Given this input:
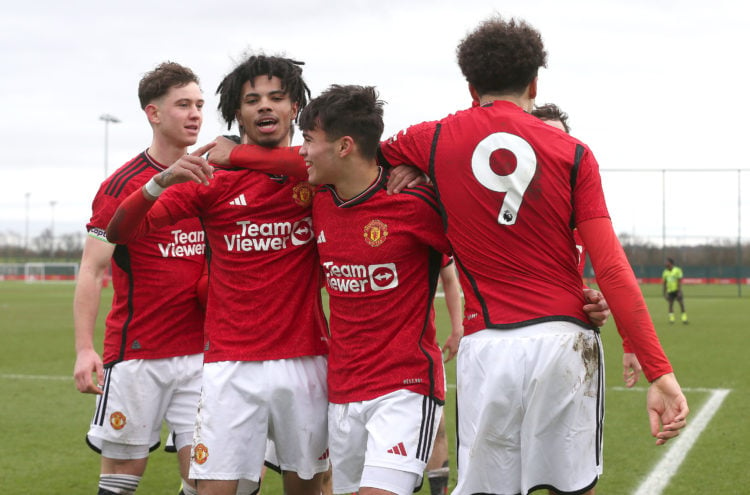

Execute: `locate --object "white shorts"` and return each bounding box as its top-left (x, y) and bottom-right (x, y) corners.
top-left (87, 354), bottom-right (202, 457)
top-left (453, 322), bottom-right (604, 495)
top-left (190, 356), bottom-right (329, 482)
top-left (328, 389), bottom-right (442, 495)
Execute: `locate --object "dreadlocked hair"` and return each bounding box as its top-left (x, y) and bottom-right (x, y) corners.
top-left (216, 54), bottom-right (311, 130)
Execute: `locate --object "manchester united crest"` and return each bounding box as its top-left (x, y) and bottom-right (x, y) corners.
top-left (193, 443), bottom-right (209, 464)
top-left (363, 219), bottom-right (388, 247)
top-left (292, 182), bottom-right (315, 207)
top-left (110, 411), bottom-right (127, 430)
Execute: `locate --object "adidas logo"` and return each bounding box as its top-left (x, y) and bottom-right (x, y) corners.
top-left (387, 442), bottom-right (407, 456)
top-left (229, 194), bottom-right (247, 206)
top-left (317, 230), bottom-right (327, 244)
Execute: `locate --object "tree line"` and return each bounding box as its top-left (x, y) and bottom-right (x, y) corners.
top-left (1, 229), bottom-right (748, 276)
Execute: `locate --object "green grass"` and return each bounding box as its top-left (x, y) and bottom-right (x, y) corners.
top-left (1, 282), bottom-right (747, 493)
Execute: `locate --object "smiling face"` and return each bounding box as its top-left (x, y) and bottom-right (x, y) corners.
top-left (236, 75), bottom-right (299, 148)
top-left (148, 82), bottom-right (203, 148)
top-left (300, 126), bottom-right (340, 186)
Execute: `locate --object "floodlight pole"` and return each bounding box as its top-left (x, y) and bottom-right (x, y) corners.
top-left (661, 169), bottom-right (666, 259)
top-left (738, 170), bottom-right (742, 297)
top-left (24, 192), bottom-right (30, 260)
top-left (49, 200), bottom-right (57, 258)
top-left (100, 113), bottom-right (121, 178)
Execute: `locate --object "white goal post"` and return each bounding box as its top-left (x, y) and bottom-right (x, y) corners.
top-left (23, 262), bottom-right (79, 282)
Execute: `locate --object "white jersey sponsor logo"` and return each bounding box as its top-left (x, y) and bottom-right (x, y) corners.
top-left (323, 261), bottom-right (398, 293)
top-left (229, 194), bottom-right (247, 206)
top-left (224, 217), bottom-right (314, 252)
top-left (158, 229), bottom-right (206, 258)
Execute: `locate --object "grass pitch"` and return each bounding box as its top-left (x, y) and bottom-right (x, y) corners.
top-left (0, 282), bottom-right (747, 493)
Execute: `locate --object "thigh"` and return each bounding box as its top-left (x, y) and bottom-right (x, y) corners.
top-left (190, 361), bottom-right (268, 482)
top-left (163, 353), bottom-right (203, 435)
top-left (87, 359), bottom-right (171, 451)
top-left (363, 390), bottom-right (442, 474)
top-left (330, 390), bottom-right (441, 494)
top-left (454, 331), bottom-right (524, 495)
top-left (268, 356), bottom-right (330, 480)
top-left (521, 327), bottom-right (603, 493)
top-left (329, 401), bottom-right (368, 494)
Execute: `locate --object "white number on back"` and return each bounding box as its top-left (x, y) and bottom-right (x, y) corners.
top-left (471, 132), bottom-right (536, 225)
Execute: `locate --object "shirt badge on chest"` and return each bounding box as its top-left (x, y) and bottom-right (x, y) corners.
top-left (363, 219), bottom-right (388, 247)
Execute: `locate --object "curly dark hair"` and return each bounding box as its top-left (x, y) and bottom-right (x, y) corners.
top-left (457, 16), bottom-right (547, 96)
top-left (216, 54), bottom-right (311, 130)
top-left (298, 85), bottom-right (384, 160)
top-left (138, 62), bottom-right (200, 110)
top-left (531, 103), bottom-right (570, 133)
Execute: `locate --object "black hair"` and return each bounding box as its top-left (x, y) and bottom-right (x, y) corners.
top-left (457, 16), bottom-right (547, 96)
top-left (216, 54), bottom-right (311, 130)
top-left (298, 85), bottom-right (384, 160)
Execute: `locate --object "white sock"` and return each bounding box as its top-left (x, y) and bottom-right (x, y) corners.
top-left (99, 474), bottom-right (141, 495)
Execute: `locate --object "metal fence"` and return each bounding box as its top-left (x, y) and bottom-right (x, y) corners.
top-left (594, 168), bottom-right (749, 295)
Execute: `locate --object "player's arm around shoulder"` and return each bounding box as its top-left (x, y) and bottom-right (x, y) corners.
top-left (107, 143), bottom-right (216, 244)
top-left (385, 165), bottom-right (428, 194)
top-left (147, 141), bottom-right (217, 195)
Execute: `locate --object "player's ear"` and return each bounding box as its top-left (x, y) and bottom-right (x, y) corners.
top-left (145, 103), bottom-right (160, 125)
top-left (528, 77), bottom-right (538, 100)
top-left (338, 136), bottom-right (354, 157)
top-left (468, 83), bottom-right (480, 106)
top-left (291, 102), bottom-right (300, 122)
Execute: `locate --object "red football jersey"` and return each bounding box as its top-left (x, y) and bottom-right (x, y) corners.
top-left (314, 168), bottom-right (450, 404)
top-left (87, 152), bottom-right (205, 364)
top-left (136, 168), bottom-right (329, 362)
top-left (378, 101), bottom-right (609, 335)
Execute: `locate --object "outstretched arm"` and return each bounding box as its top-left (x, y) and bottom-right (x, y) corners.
top-left (217, 138), bottom-right (307, 178)
top-left (579, 216), bottom-right (688, 443)
top-left (107, 143), bottom-right (215, 244)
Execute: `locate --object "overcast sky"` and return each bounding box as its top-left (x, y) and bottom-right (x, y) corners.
top-left (1, 0), bottom-right (748, 243)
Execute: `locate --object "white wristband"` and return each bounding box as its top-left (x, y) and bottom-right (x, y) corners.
top-left (144, 176), bottom-right (166, 198)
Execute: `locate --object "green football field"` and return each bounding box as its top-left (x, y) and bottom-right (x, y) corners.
top-left (0, 281), bottom-right (747, 494)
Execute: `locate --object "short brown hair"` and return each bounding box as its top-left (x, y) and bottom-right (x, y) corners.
top-left (138, 62), bottom-right (200, 109)
top-left (531, 103), bottom-right (570, 133)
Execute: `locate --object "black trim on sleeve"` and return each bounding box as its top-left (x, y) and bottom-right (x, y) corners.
top-left (569, 144), bottom-right (585, 228)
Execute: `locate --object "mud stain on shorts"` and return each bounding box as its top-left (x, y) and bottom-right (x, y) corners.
top-left (573, 332), bottom-right (600, 398)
